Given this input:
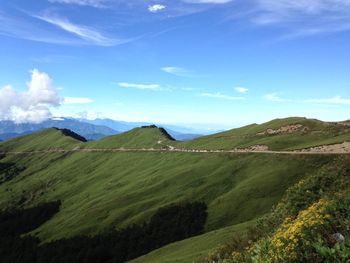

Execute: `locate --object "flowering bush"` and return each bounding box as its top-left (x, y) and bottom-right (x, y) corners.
top-left (231, 193), bottom-right (350, 263)
top-left (263, 199), bottom-right (332, 262)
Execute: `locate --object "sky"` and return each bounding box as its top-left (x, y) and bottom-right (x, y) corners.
top-left (0, 0), bottom-right (350, 130)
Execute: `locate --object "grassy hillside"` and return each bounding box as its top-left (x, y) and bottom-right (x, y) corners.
top-left (1, 118), bottom-right (350, 153)
top-left (0, 149), bottom-right (334, 243)
top-left (0, 117), bottom-right (349, 262)
top-left (0, 128), bottom-right (84, 152)
top-left (129, 220), bottom-right (256, 263)
top-left (199, 156), bottom-right (350, 263)
top-left (84, 125), bottom-right (176, 149)
top-left (181, 117), bottom-right (350, 151)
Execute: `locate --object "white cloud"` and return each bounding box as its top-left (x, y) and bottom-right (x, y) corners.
top-left (161, 66), bottom-right (192, 77)
top-left (63, 97), bottom-right (94, 104)
top-left (235, 87), bottom-right (249, 93)
top-left (148, 4), bottom-right (166, 13)
top-left (34, 14), bottom-right (120, 46)
top-left (264, 93), bottom-right (288, 102)
top-left (0, 12), bottom-right (81, 45)
top-left (0, 69), bottom-right (61, 123)
top-left (118, 82), bottom-right (161, 90)
top-left (200, 92), bottom-right (245, 100)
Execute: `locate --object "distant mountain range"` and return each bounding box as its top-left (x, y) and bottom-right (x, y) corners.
top-left (0, 119), bottom-right (117, 142)
top-left (80, 118), bottom-right (213, 135)
top-left (0, 118), bottom-right (206, 142)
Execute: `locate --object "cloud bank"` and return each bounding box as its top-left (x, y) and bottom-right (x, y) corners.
top-left (0, 69), bottom-right (61, 123)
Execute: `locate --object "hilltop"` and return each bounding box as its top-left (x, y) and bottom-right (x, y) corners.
top-left (2, 117), bottom-right (350, 153)
top-left (84, 125), bottom-right (176, 149)
top-left (0, 128), bottom-right (85, 152)
top-left (0, 118), bottom-right (204, 142)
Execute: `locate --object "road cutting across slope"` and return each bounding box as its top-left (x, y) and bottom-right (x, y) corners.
top-left (1, 141), bottom-right (350, 155)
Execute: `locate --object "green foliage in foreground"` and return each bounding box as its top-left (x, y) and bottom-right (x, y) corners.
top-left (200, 156), bottom-right (350, 263)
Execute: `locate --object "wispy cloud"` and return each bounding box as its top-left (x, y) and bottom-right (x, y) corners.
top-left (48, 0), bottom-right (107, 8)
top-left (34, 14), bottom-right (122, 46)
top-left (148, 4), bottom-right (166, 13)
top-left (264, 93), bottom-right (350, 105)
top-left (264, 93), bottom-right (288, 102)
top-left (63, 97), bottom-right (94, 104)
top-left (0, 12), bottom-right (83, 45)
top-left (161, 66), bottom-right (193, 77)
top-left (118, 82), bottom-right (161, 91)
top-left (252, 0), bottom-right (350, 37)
top-left (200, 92), bottom-right (245, 100)
top-left (235, 87), bottom-right (249, 93)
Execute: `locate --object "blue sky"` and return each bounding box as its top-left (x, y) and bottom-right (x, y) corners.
top-left (0, 0), bottom-right (350, 129)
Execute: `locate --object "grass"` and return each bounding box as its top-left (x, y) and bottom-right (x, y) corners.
top-left (84, 126), bottom-right (176, 149)
top-left (0, 117), bottom-right (349, 262)
top-left (203, 156), bottom-right (350, 263)
top-left (2, 117), bottom-right (350, 152)
top-left (180, 117), bottom-right (350, 151)
top-left (0, 128), bottom-right (83, 152)
top-left (0, 150), bottom-right (334, 242)
top-left (128, 220), bottom-right (256, 263)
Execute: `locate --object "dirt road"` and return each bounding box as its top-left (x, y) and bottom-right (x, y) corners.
top-left (1, 142), bottom-right (350, 156)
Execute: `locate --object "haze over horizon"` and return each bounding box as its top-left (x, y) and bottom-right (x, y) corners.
top-left (1, 0), bottom-right (350, 130)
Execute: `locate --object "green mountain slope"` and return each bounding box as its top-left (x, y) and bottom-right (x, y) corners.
top-left (0, 128), bottom-right (84, 152)
top-left (0, 150), bottom-right (334, 242)
top-left (0, 117), bottom-right (349, 262)
top-left (84, 125), bottom-right (176, 149)
top-left (181, 117), bottom-right (350, 150)
top-left (129, 220), bottom-right (256, 263)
